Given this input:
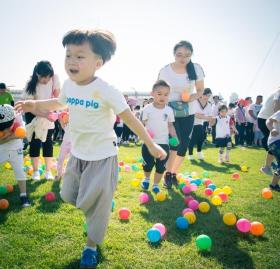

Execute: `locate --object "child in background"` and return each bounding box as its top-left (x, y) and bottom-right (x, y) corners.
top-left (16, 29), bottom-right (166, 269)
top-left (254, 120), bottom-right (264, 146)
top-left (141, 80), bottom-right (176, 193)
top-left (55, 110), bottom-right (71, 180)
top-left (212, 105), bottom-right (238, 163)
top-left (0, 104), bottom-right (30, 207)
top-left (266, 110), bottom-right (280, 191)
top-left (113, 115), bottom-right (123, 145)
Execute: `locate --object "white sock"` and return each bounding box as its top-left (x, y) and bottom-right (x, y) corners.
top-left (85, 246), bottom-right (97, 252)
top-left (20, 193), bottom-right (27, 197)
top-left (143, 178), bottom-right (150, 182)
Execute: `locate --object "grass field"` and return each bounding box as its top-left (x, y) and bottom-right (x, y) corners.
top-left (0, 144), bottom-right (279, 269)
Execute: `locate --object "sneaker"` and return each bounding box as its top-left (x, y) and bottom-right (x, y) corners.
top-left (188, 155), bottom-right (194, 160)
top-left (80, 248), bottom-right (98, 269)
top-left (197, 152), bottom-right (204, 160)
top-left (45, 171), bottom-right (54, 180)
top-left (141, 179), bottom-right (150, 190)
top-left (152, 185), bottom-right (160, 194)
top-left (260, 166), bottom-right (272, 175)
top-left (269, 184), bottom-right (280, 192)
top-left (163, 172), bottom-right (172, 189)
top-left (20, 195), bottom-right (31, 207)
top-left (171, 173), bottom-right (178, 188)
top-left (31, 171), bottom-right (41, 181)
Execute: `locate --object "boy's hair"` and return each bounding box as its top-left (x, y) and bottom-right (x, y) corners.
top-left (0, 83), bottom-right (7, 90)
top-left (152, 80), bottom-right (170, 92)
top-left (62, 29), bottom-right (116, 64)
top-left (203, 88), bottom-right (212, 95)
top-left (228, 103), bottom-right (236, 109)
top-left (218, 104), bottom-right (228, 112)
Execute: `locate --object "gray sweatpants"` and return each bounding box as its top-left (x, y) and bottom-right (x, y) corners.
top-left (60, 155), bottom-right (118, 244)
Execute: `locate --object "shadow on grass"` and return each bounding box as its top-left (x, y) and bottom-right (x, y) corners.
top-left (140, 189), bottom-right (255, 269)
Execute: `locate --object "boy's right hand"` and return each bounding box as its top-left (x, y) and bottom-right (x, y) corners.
top-left (148, 143), bottom-right (167, 160)
top-left (15, 100), bottom-right (36, 114)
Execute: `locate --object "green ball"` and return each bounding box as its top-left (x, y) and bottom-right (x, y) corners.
top-left (169, 137), bottom-right (179, 147)
top-left (178, 183), bottom-right (186, 190)
top-left (136, 157), bottom-right (143, 163)
top-left (0, 185), bottom-right (8, 195)
top-left (83, 223), bottom-right (88, 233)
top-left (196, 234), bottom-right (212, 251)
top-left (202, 171), bottom-right (209, 178)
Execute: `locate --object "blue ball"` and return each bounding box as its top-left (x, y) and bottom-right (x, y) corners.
top-left (208, 184), bottom-right (217, 190)
top-left (147, 228), bottom-right (161, 243)
top-left (195, 179), bottom-right (202, 186)
top-left (176, 217), bottom-right (189, 230)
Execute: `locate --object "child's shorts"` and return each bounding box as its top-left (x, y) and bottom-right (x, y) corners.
top-left (215, 137), bottom-right (232, 148)
top-left (268, 140), bottom-right (280, 176)
top-left (0, 149), bottom-right (26, 181)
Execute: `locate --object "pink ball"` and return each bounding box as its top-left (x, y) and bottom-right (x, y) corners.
top-left (47, 112), bottom-right (58, 122)
top-left (204, 188), bottom-right (213, 196)
top-left (190, 183), bottom-right (198, 192)
top-left (118, 208), bottom-right (131, 220)
top-left (124, 165), bottom-right (131, 172)
top-left (188, 199), bottom-right (199, 211)
top-left (184, 195), bottom-right (194, 205)
top-left (147, 128), bottom-right (155, 139)
top-left (182, 185), bottom-right (191, 195)
top-left (45, 192), bottom-right (56, 202)
top-left (182, 208), bottom-right (194, 215)
top-left (204, 179), bottom-right (212, 186)
top-left (153, 223), bottom-right (166, 238)
top-left (218, 192), bottom-right (228, 202)
top-left (139, 192), bottom-right (149, 204)
top-left (236, 218), bottom-right (251, 233)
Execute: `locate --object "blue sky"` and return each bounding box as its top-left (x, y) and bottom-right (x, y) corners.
top-left (1, 0), bottom-right (279, 101)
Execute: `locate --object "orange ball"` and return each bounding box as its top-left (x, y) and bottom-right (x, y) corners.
top-left (250, 221), bottom-right (265, 236)
top-left (15, 127), bottom-right (26, 138)
top-left (261, 188), bottom-right (272, 199)
top-left (0, 131), bottom-right (5, 138)
top-left (6, 184), bottom-right (14, 193)
top-left (0, 199), bottom-right (9, 210)
top-left (181, 91), bottom-right (190, 102)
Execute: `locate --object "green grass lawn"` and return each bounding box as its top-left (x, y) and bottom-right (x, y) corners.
top-left (0, 144), bottom-right (279, 269)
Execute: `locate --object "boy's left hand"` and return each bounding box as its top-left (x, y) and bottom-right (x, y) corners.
top-left (0, 130), bottom-right (15, 144)
top-left (148, 143), bottom-right (167, 160)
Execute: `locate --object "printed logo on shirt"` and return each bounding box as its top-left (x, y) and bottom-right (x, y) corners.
top-left (66, 97), bottom-right (99, 109)
top-left (163, 113), bottom-right (168, 121)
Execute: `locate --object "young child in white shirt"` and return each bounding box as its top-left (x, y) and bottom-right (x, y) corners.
top-left (141, 80), bottom-right (176, 193)
top-left (16, 29), bottom-right (166, 269)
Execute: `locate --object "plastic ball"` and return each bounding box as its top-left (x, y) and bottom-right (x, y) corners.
top-left (146, 128), bottom-right (155, 139)
top-left (182, 208), bottom-right (194, 216)
top-left (204, 178), bottom-right (212, 187)
top-left (188, 199), bottom-right (199, 211)
top-left (178, 182), bottom-right (186, 190)
top-left (211, 195), bottom-right (222, 206)
top-left (119, 161), bottom-right (124, 166)
top-left (184, 195), bottom-right (194, 205)
top-left (181, 91), bottom-right (190, 102)
top-left (176, 216), bottom-right (189, 230)
top-left (222, 186), bottom-right (232, 195)
top-left (4, 162), bottom-right (12, 169)
top-left (136, 172), bottom-right (144, 179)
top-left (198, 202), bottom-right (210, 213)
top-left (83, 222), bottom-right (88, 233)
top-left (130, 178), bottom-right (140, 187)
top-left (139, 192), bottom-right (150, 204)
top-left (182, 185), bottom-right (191, 195)
top-left (204, 188), bottom-right (213, 196)
top-left (0, 185), bottom-right (8, 195)
top-left (208, 184), bottom-right (217, 190)
top-left (169, 137), bottom-right (179, 147)
top-left (118, 208), bottom-right (131, 220)
top-left (184, 212), bottom-right (196, 224)
top-left (11, 121), bottom-right (21, 132)
top-left (194, 179), bottom-right (202, 186)
top-left (223, 213), bottom-right (237, 226)
top-left (131, 164), bottom-right (140, 171)
top-left (191, 171), bottom-right (198, 178)
top-left (15, 127), bottom-right (26, 138)
top-left (218, 192), bottom-right (228, 202)
top-left (0, 199), bottom-right (9, 210)
top-left (153, 223), bottom-right (166, 238)
top-left (196, 234), bottom-right (212, 251)
top-left (136, 157), bottom-right (143, 163)
top-left (147, 228), bottom-right (161, 243)
top-left (124, 165), bottom-right (131, 172)
top-left (213, 188), bottom-right (223, 195)
top-left (111, 199), bottom-right (115, 211)
top-left (45, 192), bottom-right (56, 202)
top-left (250, 221), bottom-right (265, 236)
top-left (236, 218), bottom-right (251, 233)
top-left (156, 192), bottom-right (166, 202)
top-left (241, 165), bottom-right (248, 172)
top-left (261, 188), bottom-right (272, 199)
top-left (202, 171), bottom-right (209, 178)
top-left (6, 184), bottom-right (14, 193)
top-left (190, 183), bottom-right (198, 192)
top-left (231, 173), bottom-right (240, 180)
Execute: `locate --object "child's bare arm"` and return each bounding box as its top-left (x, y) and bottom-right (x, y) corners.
top-left (0, 131), bottom-right (17, 145)
top-left (168, 122), bottom-right (177, 137)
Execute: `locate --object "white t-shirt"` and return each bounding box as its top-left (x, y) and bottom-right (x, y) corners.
top-left (258, 90), bottom-right (280, 120)
top-left (247, 103), bottom-right (262, 123)
top-left (158, 63), bottom-right (205, 115)
top-left (211, 102), bottom-right (221, 117)
top-left (267, 111), bottom-right (280, 146)
top-left (58, 78), bottom-right (129, 161)
top-left (215, 115), bottom-right (230, 138)
top-left (192, 100), bottom-right (212, 125)
top-left (141, 103), bottom-right (175, 144)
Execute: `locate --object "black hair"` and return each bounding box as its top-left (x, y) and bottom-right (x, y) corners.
top-left (257, 95), bottom-right (263, 99)
top-left (203, 88), bottom-right (212, 95)
top-left (0, 83), bottom-right (7, 90)
top-left (245, 97), bottom-right (251, 101)
top-left (229, 103), bottom-right (236, 109)
top-left (25, 61), bottom-right (54, 96)
top-left (173, 40), bottom-right (197, 81)
top-left (152, 80), bottom-right (170, 91)
top-left (218, 104), bottom-right (228, 112)
top-left (0, 120), bottom-right (14, 131)
top-left (62, 29), bottom-right (116, 64)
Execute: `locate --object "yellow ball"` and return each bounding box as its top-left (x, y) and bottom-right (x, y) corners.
top-left (213, 188), bottom-right (223, 195)
top-left (156, 192), bottom-right (166, 202)
top-left (211, 195), bottom-right (222, 206)
top-left (184, 212), bottom-right (196, 224)
top-left (241, 165), bottom-right (248, 172)
top-left (4, 163), bottom-right (12, 169)
top-left (130, 178), bottom-right (140, 187)
top-left (120, 166), bottom-right (125, 172)
top-left (198, 202), bottom-right (210, 213)
top-left (191, 171), bottom-right (198, 178)
top-left (137, 163), bottom-right (143, 169)
top-left (222, 186), bottom-right (232, 195)
top-left (124, 156), bottom-right (131, 163)
top-left (177, 173), bottom-right (184, 180)
top-left (223, 212), bottom-right (237, 226)
top-left (136, 172), bottom-right (144, 179)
